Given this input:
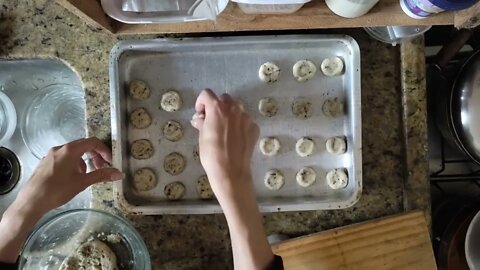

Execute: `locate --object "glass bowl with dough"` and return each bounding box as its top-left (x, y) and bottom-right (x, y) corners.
top-left (20, 209), bottom-right (150, 270)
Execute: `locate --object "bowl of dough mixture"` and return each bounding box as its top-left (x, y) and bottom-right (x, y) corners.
top-left (19, 209), bottom-right (150, 270)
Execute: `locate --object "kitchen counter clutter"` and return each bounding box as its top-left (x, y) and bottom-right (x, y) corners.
top-left (0, 0), bottom-right (428, 269)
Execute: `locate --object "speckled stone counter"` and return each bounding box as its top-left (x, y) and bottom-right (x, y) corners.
top-left (0, 1), bottom-right (429, 269)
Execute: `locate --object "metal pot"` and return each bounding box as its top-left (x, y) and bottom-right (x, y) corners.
top-left (431, 29), bottom-right (480, 165)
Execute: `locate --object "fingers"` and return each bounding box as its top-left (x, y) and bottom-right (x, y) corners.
top-left (84, 167), bottom-right (123, 185)
top-left (191, 113), bottom-right (205, 131)
top-left (68, 137), bottom-right (113, 163)
top-left (219, 93), bottom-right (235, 106)
top-left (195, 89), bottom-right (218, 114)
top-left (87, 150), bottom-right (107, 169)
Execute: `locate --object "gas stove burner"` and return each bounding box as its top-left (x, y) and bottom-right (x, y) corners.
top-left (0, 147), bottom-right (20, 195)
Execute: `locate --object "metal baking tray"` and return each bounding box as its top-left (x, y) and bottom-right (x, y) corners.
top-left (110, 35), bottom-right (362, 215)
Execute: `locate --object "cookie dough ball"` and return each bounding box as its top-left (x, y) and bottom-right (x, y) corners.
top-left (259, 137), bottom-right (281, 156)
top-left (326, 136), bottom-right (347, 155)
top-left (296, 167), bottom-right (317, 187)
top-left (258, 62), bottom-right (281, 83)
top-left (131, 139), bottom-right (154, 160)
top-left (321, 57), bottom-right (344, 77)
top-left (162, 120), bottom-right (183, 142)
top-left (264, 169), bottom-right (285, 191)
top-left (193, 144), bottom-right (200, 161)
top-left (129, 80), bottom-right (150, 100)
top-left (164, 152), bottom-right (186, 176)
top-left (164, 182), bottom-right (186, 200)
top-left (293, 60), bottom-right (317, 82)
top-left (326, 168), bottom-right (349, 189)
top-left (129, 107), bottom-right (152, 129)
top-left (160, 90), bottom-right (182, 112)
top-left (292, 97), bottom-right (313, 120)
top-left (296, 137), bottom-right (315, 157)
top-left (133, 168), bottom-right (157, 192)
top-left (197, 175), bottom-right (215, 199)
top-left (59, 239), bottom-right (118, 270)
top-left (322, 98), bottom-right (344, 117)
top-left (258, 97), bottom-right (279, 117)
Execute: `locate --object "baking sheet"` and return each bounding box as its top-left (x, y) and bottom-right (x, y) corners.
top-left (110, 35), bottom-right (362, 214)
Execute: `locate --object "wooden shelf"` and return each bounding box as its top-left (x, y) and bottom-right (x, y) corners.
top-left (59, 0), bottom-right (455, 35)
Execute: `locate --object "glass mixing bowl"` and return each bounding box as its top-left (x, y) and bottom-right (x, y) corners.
top-left (19, 209), bottom-right (150, 270)
top-left (21, 84), bottom-right (86, 159)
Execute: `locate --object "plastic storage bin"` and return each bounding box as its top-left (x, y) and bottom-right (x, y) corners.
top-left (232, 0), bottom-right (312, 14)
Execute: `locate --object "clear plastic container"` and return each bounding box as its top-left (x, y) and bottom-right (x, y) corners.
top-left (232, 0), bottom-right (311, 14)
top-left (0, 91), bottom-right (17, 146)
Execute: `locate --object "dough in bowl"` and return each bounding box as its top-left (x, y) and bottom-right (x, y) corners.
top-left (59, 239), bottom-right (118, 270)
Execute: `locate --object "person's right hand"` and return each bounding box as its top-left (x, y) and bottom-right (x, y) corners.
top-left (191, 89), bottom-right (259, 202)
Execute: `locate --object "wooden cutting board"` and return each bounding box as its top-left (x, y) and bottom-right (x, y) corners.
top-left (272, 211), bottom-right (437, 270)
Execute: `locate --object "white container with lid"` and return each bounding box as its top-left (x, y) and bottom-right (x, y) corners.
top-left (325, 0), bottom-right (380, 18)
top-left (232, 0), bottom-right (312, 14)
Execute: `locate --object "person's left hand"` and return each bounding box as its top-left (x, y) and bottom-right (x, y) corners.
top-left (14, 137), bottom-right (123, 215)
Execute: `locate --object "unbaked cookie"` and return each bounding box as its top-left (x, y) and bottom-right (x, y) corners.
top-left (296, 137), bottom-right (315, 157)
top-left (292, 97), bottom-right (313, 119)
top-left (321, 57), bottom-right (344, 77)
top-left (258, 97), bottom-right (279, 117)
top-left (326, 136), bottom-right (347, 155)
top-left (259, 137), bottom-right (281, 156)
top-left (133, 168), bottom-right (157, 192)
top-left (322, 98), bottom-right (344, 117)
top-left (129, 80), bottom-right (150, 100)
top-left (160, 90), bottom-right (182, 112)
top-left (164, 182), bottom-right (186, 200)
top-left (296, 167), bottom-right (317, 187)
top-left (326, 168), bottom-right (349, 189)
top-left (258, 62), bottom-right (281, 83)
top-left (264, 169), bottom-right (285, 191)
top-left (293, 60), bottom-right (317, 82)
top-left (130, 139), bottom-right (154, 160)
top-left (129, 107), bottom-right (152, 129)
top-left (197, 175), bottom-right (214, 199)
top-left (59, 239), bottom-right (118, 270)
top-left (164, 152), bottom-right (186, 176)
top-left (162, 120), bottom-right (183, 142)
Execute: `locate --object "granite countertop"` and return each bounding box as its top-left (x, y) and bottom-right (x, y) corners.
top-left (0, 1), bottom-right (429, 269)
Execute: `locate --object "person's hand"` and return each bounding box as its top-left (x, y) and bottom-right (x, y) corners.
top-left (191, 89), bottom-right (259, 202)
top-left (14, 137), bottom-right (122, 216)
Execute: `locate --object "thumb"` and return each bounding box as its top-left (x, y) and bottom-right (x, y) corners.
top-left (85, 168), bottom-right (123, 185)
top-left (191, 113), bottom-right (205, 131)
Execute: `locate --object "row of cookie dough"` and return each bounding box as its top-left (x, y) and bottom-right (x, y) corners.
top-left (264, 168), bottom-right (348, 190)
top-left (260, 136), bottom-right (347, 157)
top-left (259, 57), bottom-right (345, 83)
top-left (130, 80), bottom-right (183, 112)
top-left (133, 168), bottom-right (214, 201)
top-left (259, 97), bottom-right (344, 119)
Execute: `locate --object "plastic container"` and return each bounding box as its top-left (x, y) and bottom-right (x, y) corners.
top-left (232, 0), bottom-right (311, 14)
top-left (400, 0), bottom-right (479, 19)
top-left (0, 91), bottom-right (17, 146)
top-left (20, 209), bottom-right (150, 270)
top-left (325, 0), bottom-right (380, 18)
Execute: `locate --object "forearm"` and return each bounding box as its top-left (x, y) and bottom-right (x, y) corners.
top-left (218, 180), bottom-right (274, 270)
top-left (0, 199), bottom-right (43, 263)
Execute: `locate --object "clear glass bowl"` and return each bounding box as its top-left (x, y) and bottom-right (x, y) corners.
top-left (20, 209), bottom-right (150, 270)
top-left (21, 84), bottom-right (86, 159)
